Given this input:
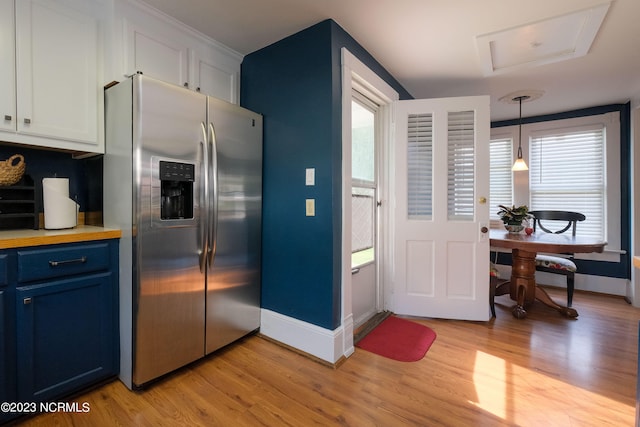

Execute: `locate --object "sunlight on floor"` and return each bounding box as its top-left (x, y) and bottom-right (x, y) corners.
top-left (471, 351), bottom-right (508, 419)
top-left (469, 350), bottom-right (634, 425)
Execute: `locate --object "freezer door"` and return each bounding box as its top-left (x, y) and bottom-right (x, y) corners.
top-left (133, 75), bottom-right (207, 386)
top-left (206, 97), bottom-right (262, 354)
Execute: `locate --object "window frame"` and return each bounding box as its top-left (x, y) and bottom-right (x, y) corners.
top-left (528, 123), bottom-right (607, 244)
top-left (491, 105), bottom-right (629, 277)
top-left (351, 90), bottom-right (380, 268)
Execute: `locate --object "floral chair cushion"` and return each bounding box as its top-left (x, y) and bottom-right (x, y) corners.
top-left (490, 263), bottom-right (500, 277)
top-left (535, 254), bottom-right (577, 272)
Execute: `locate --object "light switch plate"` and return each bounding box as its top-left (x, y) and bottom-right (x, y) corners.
top-left (305, 168), bottom-right (315, 186)
top-left (306, 199), bottom-right (315, 216)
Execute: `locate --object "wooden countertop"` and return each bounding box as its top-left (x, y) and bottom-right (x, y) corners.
top-left (0, 226), bottom-right (122, 249)
top-left (634, 256), bottom-right (640, 269)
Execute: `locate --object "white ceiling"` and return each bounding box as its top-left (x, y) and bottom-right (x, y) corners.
top-left (140, 0), bottom-right (640, 121)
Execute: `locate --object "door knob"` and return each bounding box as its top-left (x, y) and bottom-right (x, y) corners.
top-left (481, 226), bottom-right (488, 233)
top-left (478, 197), bottom-right (487, 204)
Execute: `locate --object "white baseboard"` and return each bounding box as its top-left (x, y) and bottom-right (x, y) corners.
top-left (260, 309), bottom-right (354, 364)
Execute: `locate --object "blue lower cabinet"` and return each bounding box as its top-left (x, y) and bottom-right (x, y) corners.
top-left (0, 238), bottom-right (118, 424)
top-left (0, 252), bottom-right (17, 425)
top-left (0, 289), bottom-right (8, 411)
top-left (0, 288), bottom-right (10, 425)
top-left (0, 289), bottom-right (5, 401)
top-left (15, 271), bottom-right (117, 402)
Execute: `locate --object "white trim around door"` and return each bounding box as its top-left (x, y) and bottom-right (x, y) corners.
top-left (340, 48), bottom-right (399, 359)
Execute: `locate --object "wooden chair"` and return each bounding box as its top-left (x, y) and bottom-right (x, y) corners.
top-left (489, 258), bottom-right (512, 318)
top-left (489, 263), bottom-right (507, 317)
top-left (528, 210), bottom-right (586, 307)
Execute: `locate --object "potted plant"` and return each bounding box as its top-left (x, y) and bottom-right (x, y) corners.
top-left (497, 204), bottom-right (530, 233)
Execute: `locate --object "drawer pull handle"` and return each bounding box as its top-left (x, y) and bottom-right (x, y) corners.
top-left (49, 256), bottom-right (87, 267)
top-left (24, 297), bottom-right (32, 305)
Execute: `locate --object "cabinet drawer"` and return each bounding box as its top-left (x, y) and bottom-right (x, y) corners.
top-left (17, 243), bottom-right (110, 283)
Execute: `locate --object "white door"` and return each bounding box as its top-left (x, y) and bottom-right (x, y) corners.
top-left (391, 96), bottom-right (491, 321)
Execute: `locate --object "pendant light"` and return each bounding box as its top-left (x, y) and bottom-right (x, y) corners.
top-left (511, 95), bottom-right (530, 171)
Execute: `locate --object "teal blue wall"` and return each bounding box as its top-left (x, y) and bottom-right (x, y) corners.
top-left (241, 19), bottom-right (411, 330)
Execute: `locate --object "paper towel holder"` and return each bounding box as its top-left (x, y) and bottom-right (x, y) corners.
top-left (42, 177), bottom-right (79, 229)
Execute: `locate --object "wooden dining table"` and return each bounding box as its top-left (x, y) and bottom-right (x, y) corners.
top-left (489, 228), bottom-right (606, 319)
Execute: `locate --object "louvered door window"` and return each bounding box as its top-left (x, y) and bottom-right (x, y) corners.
top-left (447, 111), bottom-right (475, 221)
top-left (529, 126), bottom-right (605, 240)
top-left (407, 113), bottom-right (433, 218)
top-left (489, 137), bottom-right (513, 220)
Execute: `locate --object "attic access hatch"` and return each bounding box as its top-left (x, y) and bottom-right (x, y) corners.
top-left (476, 2), bottom-right (611, 76)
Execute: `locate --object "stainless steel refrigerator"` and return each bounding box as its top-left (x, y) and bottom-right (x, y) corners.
top-left (104, 74), bottom-right (262, 389)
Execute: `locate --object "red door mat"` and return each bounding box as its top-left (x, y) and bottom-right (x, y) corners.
top-left (356, 316), bottom-right (437, 362)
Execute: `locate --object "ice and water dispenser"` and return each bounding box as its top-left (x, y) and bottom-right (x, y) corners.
top-left (159, 161), bottom-right (194, 220)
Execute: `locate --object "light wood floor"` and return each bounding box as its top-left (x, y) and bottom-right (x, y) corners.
top-left (15, 287), bottom-right (640, 426)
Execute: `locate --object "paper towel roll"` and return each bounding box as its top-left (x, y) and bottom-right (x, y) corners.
top-left (43, 178), bottom-right (79, 229)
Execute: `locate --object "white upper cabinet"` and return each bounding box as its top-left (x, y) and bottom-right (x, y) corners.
top-left (116, 0), bottom-right (241, 103)
top-left (0, 0), bottom-right (104, 153)
top-left (123, 19), bottom-right (190, 89)
top-left (0, 0), bottom-right (241, 154)
top-left (193, 48), bottom-right (240, 104)
top-left (0, 0), bottom-right (16, 134)
top-left (16, 0), bottom-right (100, 149)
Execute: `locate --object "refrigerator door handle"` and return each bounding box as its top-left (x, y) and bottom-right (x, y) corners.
top-left (208, 122), bottom-right (218, 266)
top-left (199, 123), bottom-right (209, 273)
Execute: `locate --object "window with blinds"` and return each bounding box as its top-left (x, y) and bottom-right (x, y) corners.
top-left (407, 113), bottom-right (433, 218)
top-left (529, 127), bottom-right (605, 240)
top-left (447, 110), bottom-right (475, 221)
top-left (489, 138), bottom-right (513, 220)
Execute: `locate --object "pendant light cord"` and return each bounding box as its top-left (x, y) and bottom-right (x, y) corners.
top-left (517, 95), bottom-right (527, 158)
top-left (511, 94), bottom-right (530, 171)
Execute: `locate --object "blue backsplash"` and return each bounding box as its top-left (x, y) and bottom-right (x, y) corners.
top-left (0, 144), bottom-right (103, 218)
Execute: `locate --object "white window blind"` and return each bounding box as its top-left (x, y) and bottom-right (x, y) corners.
top-left (407, 113), bottom-right (433, 218)
top-left (529, 127), bottom-right (605, 240)
top-left (489, 138), bottom-right (513, 220)
top-left (447, 110), bottom-right (475, 221)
